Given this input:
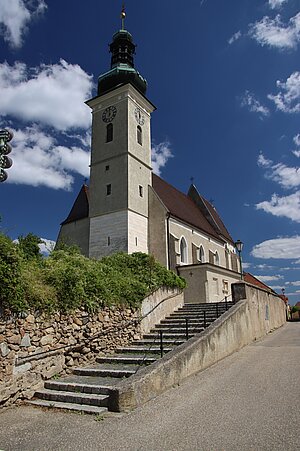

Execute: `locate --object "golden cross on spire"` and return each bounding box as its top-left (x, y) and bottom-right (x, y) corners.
top-left (121, 3), bottom-right (126, 30)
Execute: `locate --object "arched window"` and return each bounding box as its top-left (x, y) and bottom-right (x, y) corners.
top-left (137, 125), bottom-right (142, 145)
top-left (180, 237), bottom-right (188, 264)
top-left (198, 245), bottom-right (205, 263)
top-left (106, 123), bottom-right (113, 142)
top-left (214, 251), bottom-right (220, 266)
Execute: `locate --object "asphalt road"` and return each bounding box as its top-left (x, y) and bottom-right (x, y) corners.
top-left (0, 322), bottom-right (299, 451)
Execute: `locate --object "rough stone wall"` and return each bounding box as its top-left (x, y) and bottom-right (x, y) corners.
top-left (0, 306), bottom-right (141, 408)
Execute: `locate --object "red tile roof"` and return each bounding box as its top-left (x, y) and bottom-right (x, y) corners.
top-left (244, 272), bottom-right (276, 293)
top-left (152, 174), bottom-right (234, 244)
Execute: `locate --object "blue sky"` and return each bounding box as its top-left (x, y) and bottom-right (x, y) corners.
top-left (0, 0), bottom-right (299, 303)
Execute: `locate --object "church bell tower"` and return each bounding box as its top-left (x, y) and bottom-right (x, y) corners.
top-left (86, 9), bottom-right (155, 259)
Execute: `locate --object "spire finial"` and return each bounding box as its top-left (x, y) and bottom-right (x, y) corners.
top-left (121, 3), bottom-right (126, 30)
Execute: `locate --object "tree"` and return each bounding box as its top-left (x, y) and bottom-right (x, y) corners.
top-left (18, 233), bottom-right (42, 260)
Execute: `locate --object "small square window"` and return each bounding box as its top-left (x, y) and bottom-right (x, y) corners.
top-left (105, 165), bottom-right (110, 171)
top-left (139, 185), bottom-right (143, 197)
top-left (106, 184), bottom-right (111, 195)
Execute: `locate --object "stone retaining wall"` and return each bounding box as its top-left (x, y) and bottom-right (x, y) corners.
top-left (0, 287), bottom-right (183, 408)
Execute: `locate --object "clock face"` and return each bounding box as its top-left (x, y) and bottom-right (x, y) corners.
top-left (134, 107), bottom-right (145, 126)
top-left (102, 106), bottom-right (117, 123)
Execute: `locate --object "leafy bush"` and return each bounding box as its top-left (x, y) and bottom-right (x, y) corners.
top-left (0, 233), bottom-right (25, 312)
top-left (0, 232), bottom-right (186, 314)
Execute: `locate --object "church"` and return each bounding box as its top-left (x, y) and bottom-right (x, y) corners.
top-left (57, 17), bottom-right (241, 303)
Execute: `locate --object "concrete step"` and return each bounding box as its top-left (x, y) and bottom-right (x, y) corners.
top-left (29, 399), bottom-right (108, 415)
top-left (133, 339), bottom-right (185, 346)
top-left (169, 312), bottom-right (218, 318)
top-left (151, 326), bottom-right (204, 333)
top-left (143, 332), bottom-right (198, 340)
top-left (35, 388), bottom-right (109, 407)
top-left (160, 319), bottom-right (205, 325)
top-left (116, 346), bottom-right (174, 354)
top-left (44, 380), bottom-right (115, 396)
top-left (73, 365), bottom-right (138, 378)
top-left (96, 354), bottom-right (158, 365)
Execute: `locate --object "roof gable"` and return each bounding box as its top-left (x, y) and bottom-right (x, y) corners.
top-left (152, 174), bottom-right (233, 244)
top-left (61, 184), bottom-right (89, 225)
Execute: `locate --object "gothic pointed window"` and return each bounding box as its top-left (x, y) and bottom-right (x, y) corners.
top-left (180, 237), bottom-right (188, 264)
top-left (137, 125), bottom-right (142, 145)
top-left (214, 251), bottom-right (220, 266)
top-left (106, 123), bottom-right (113, 142)
top-left (198, 245), bottom-right (205, 263)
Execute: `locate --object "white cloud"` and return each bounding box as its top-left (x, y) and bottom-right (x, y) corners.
top-left (228, 31), bottom-right (242, 45)
top-left (0, 0), bottom-right (47, 48)
top-left (40, 238), bottom-right (55, 255)
top-left (151, 141), bottom-right (173, 176)
top-left (256, 191), bottom-right (300, 222)
top-left (249, 13), bottom-right (300, 50)
top-left (268, 0), bottom-right (288, 9)
top-left (7, 126), bottom-right (90, 190)
top-left (293, 134), bottom-right (300, 146)
top-left (0, 60), bottom-right (93, 130)
top-left (241, 91), bottom-right (270, 117)
top-left (258, 153), bottom-right (273, 167)
top-left (290, 280), bottom-right (300, 286)
top-left (292, 150), bottom-right (300, 157)
top-left (255, 264), bottom-right (276, 270)
top-left (257, 153), bottom-right (300, 190)
top-left (242, 262), bottom-right (251, 269)
top-left (268, 71), bottom-right (300, 113)
top-left (251, 236), bottom-right (300, 259)
top-left (253, 274), bottom-right (283, 282)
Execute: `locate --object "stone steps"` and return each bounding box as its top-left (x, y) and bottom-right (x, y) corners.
top-left (96, 354), bottom-right (158, 365)
top-left (30, 399), bottom-right (108, 415)
top-left (31, 301), bottom-right (235, 414)
top-left (35, 388), bottom-right (109, 407)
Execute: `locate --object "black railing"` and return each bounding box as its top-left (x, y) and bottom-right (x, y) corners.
top-left (135, 296), bottom-right (235, 372)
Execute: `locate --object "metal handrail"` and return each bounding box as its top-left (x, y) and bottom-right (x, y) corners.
top-left (135, 297), bottom-right (235, 373)
top-left (15, 288), bottom-right (183, 366)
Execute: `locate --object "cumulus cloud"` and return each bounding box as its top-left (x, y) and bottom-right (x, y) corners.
top-left (268, 0), bottom-right (288, 9)
top-left (0, 60), bottom-right (93, 130)
top-left (241, 91), bottom-right (270, 117)
top-left (7, 126), bottom-right (90, 190)
top-left (251, 235), bottom-right (300, 259)
top-left (40, 238), bottom-right (55, 255)
top-left (268, 71), bottom-right (300, 113)
top-left (0, 0), bottom-right (47, 48)
top-left (151, 141), bottom-right (173, 176)
top-left (257, 153), bottom-right (300, 190)
top-left (228, 31), bottom-right (242, 45)
top-left (256, 191), bottom-right (300, 222)
top-left (253, 274), bottom-right (283, 282)
top-left (249, 12), bottom-right (300, 50)
top-left (293, 134), bottom-right (300, 146)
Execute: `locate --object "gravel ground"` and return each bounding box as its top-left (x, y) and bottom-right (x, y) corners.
top-left (0, 322), bottom-right (299, 451)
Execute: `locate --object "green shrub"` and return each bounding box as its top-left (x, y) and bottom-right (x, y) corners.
top-left (0, 233), bottom-right (25, 312)
top-left (0, 231), bottom-right (186, 314)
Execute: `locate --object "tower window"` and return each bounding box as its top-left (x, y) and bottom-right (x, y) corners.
top-left (107, 236), bottom-right (111, 246)
top-left (139, 185), bottom-right (143, 197)
top-left (105, 165), bottom-right (110, 171)
top-left (180, 237), bottom-right (188, 264)
top-left (106, 123), bottom-right (113, 143)
top-left (106, 184), bottom-right (111, 195)
top-left (135, 237), bottom-right (138, 246)
top-left (137, 125), bottom-right (142, 145)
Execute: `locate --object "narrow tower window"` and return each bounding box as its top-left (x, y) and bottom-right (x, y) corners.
top-left (180, 237), bottom-right (188, 264)
top-left (106, 184), bottom-right (111, 195)
top-left (106, 123), bottom-right (113, 143)
top-left (137, 125), bottom-right (142, 145)
top-left (139, 185), bottom-right (143, 197)
top-left (107, 236), bottom-right (111, 246)
top-left (198, 245), bottom-right (205, 263)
